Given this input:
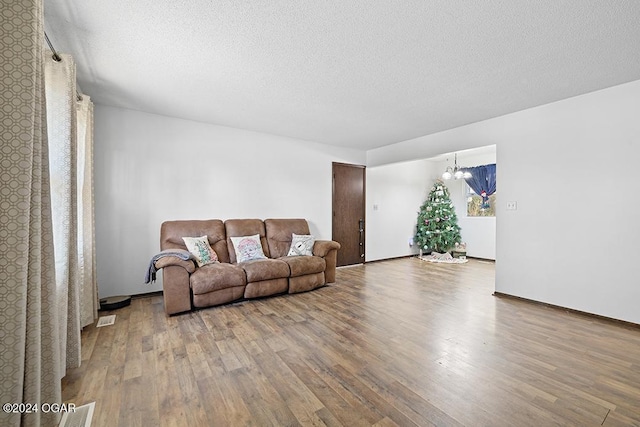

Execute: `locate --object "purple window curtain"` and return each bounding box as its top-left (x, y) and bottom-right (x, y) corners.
top-left (462, 164), bottom-right (496, 208)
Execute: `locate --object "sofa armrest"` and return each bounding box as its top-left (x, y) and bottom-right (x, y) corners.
top-left (155, 255), bottom-right (196, 273)
top-left (313, 240), bottom-right (341, 283)
top-left (162, 265), bottom-right (193, 315)
top-left (153, 250), bottom-right (196, 315)
top-left (312, 240), bottom-right (341, 258)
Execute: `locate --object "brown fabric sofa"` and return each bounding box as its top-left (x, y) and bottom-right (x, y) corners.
top-left (158, 218), bottom-right (340, 315)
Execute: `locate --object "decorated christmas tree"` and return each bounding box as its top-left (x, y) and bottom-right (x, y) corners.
top-left (415, 179), bottom-right (462, 253)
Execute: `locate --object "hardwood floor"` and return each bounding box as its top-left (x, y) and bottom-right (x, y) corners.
top-left (62, 258), bottom-right (640, 426)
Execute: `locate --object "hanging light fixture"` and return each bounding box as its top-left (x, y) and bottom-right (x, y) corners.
top-left (442, 153), bottom-right (472, 180)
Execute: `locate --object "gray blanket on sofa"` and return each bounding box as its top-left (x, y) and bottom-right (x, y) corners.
top-left (145, 250), bottom-right (194, 284)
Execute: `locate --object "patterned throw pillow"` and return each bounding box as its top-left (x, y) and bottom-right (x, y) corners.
top-left (230, 234), bottom-right (267, 263)
top-left (182, 236), bottom-right (219, 267)
top-left (287, 233), bottom-right (315, 256)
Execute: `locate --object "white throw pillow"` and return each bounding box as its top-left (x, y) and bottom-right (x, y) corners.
top-left (230, 234), bottom-right (267, 262)
top-left (182, 236), bottom-right (219, 267)
top-left (287, 233), bottom-right (315, 256)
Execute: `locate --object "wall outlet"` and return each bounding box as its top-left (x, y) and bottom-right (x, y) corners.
top-left (373, 204), bottom-right (379, 211)
top-left (506, 201), bottom-right (517, 210)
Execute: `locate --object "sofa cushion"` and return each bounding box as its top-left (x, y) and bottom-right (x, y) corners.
top-left (190, 263), bottom-right (246, 295)
top-left (239, 258), bottom-right (290, 282)
top-left (279, 255), bottom-right (325, 277)
top-left (287, 233), bottom-right (315, 256)
top-left (264, 218), bottom-right (311, 259)
top-left (230, 234), bottom-right (267, 262)
top-left (182, 235), bottom-right (219, 267)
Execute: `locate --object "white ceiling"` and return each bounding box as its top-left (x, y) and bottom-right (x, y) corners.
top-left (44, 1), bottom-right (640, 151)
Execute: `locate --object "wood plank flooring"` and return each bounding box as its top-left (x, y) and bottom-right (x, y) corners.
top-left (62, 258), bottom-right (640, 426)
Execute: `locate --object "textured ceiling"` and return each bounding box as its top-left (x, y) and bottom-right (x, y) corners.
top-left (44, 1), bottom-right (640, 150)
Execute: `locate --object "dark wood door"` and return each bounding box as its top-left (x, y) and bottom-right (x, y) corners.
top-left (332, 162), bottom-right (365, 267)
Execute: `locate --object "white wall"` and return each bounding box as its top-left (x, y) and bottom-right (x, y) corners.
top-left (94, 106), bottom-right (365, 298)
top-left (365, 159), bottom-right (439, 261)
top-left (366, 79), bottom-right (640, 324)
top-left (496, 82), bottom-right (640, 324)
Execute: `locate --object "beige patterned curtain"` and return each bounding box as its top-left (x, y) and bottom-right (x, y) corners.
top-left (77, 96), bottom-right (99, 327)
top-left (0, 0), bottom-right (63, 426)
top-left (44, 53), bottom-right (82, 372)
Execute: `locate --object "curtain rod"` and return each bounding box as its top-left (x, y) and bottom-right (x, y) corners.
top-left (44, 31), bottom-right (83, 101)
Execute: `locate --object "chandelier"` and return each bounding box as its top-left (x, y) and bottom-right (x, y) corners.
top-left (442, 153), bottom-right (472, 180)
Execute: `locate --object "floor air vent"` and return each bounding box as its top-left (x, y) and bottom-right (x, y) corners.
top-left (59, 402), bottom-right (95, 427)
top-left (96, 315), bottom-right (116, 327)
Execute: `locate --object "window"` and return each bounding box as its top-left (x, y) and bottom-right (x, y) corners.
top-left (466, 185), bottom-right (496, 217)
